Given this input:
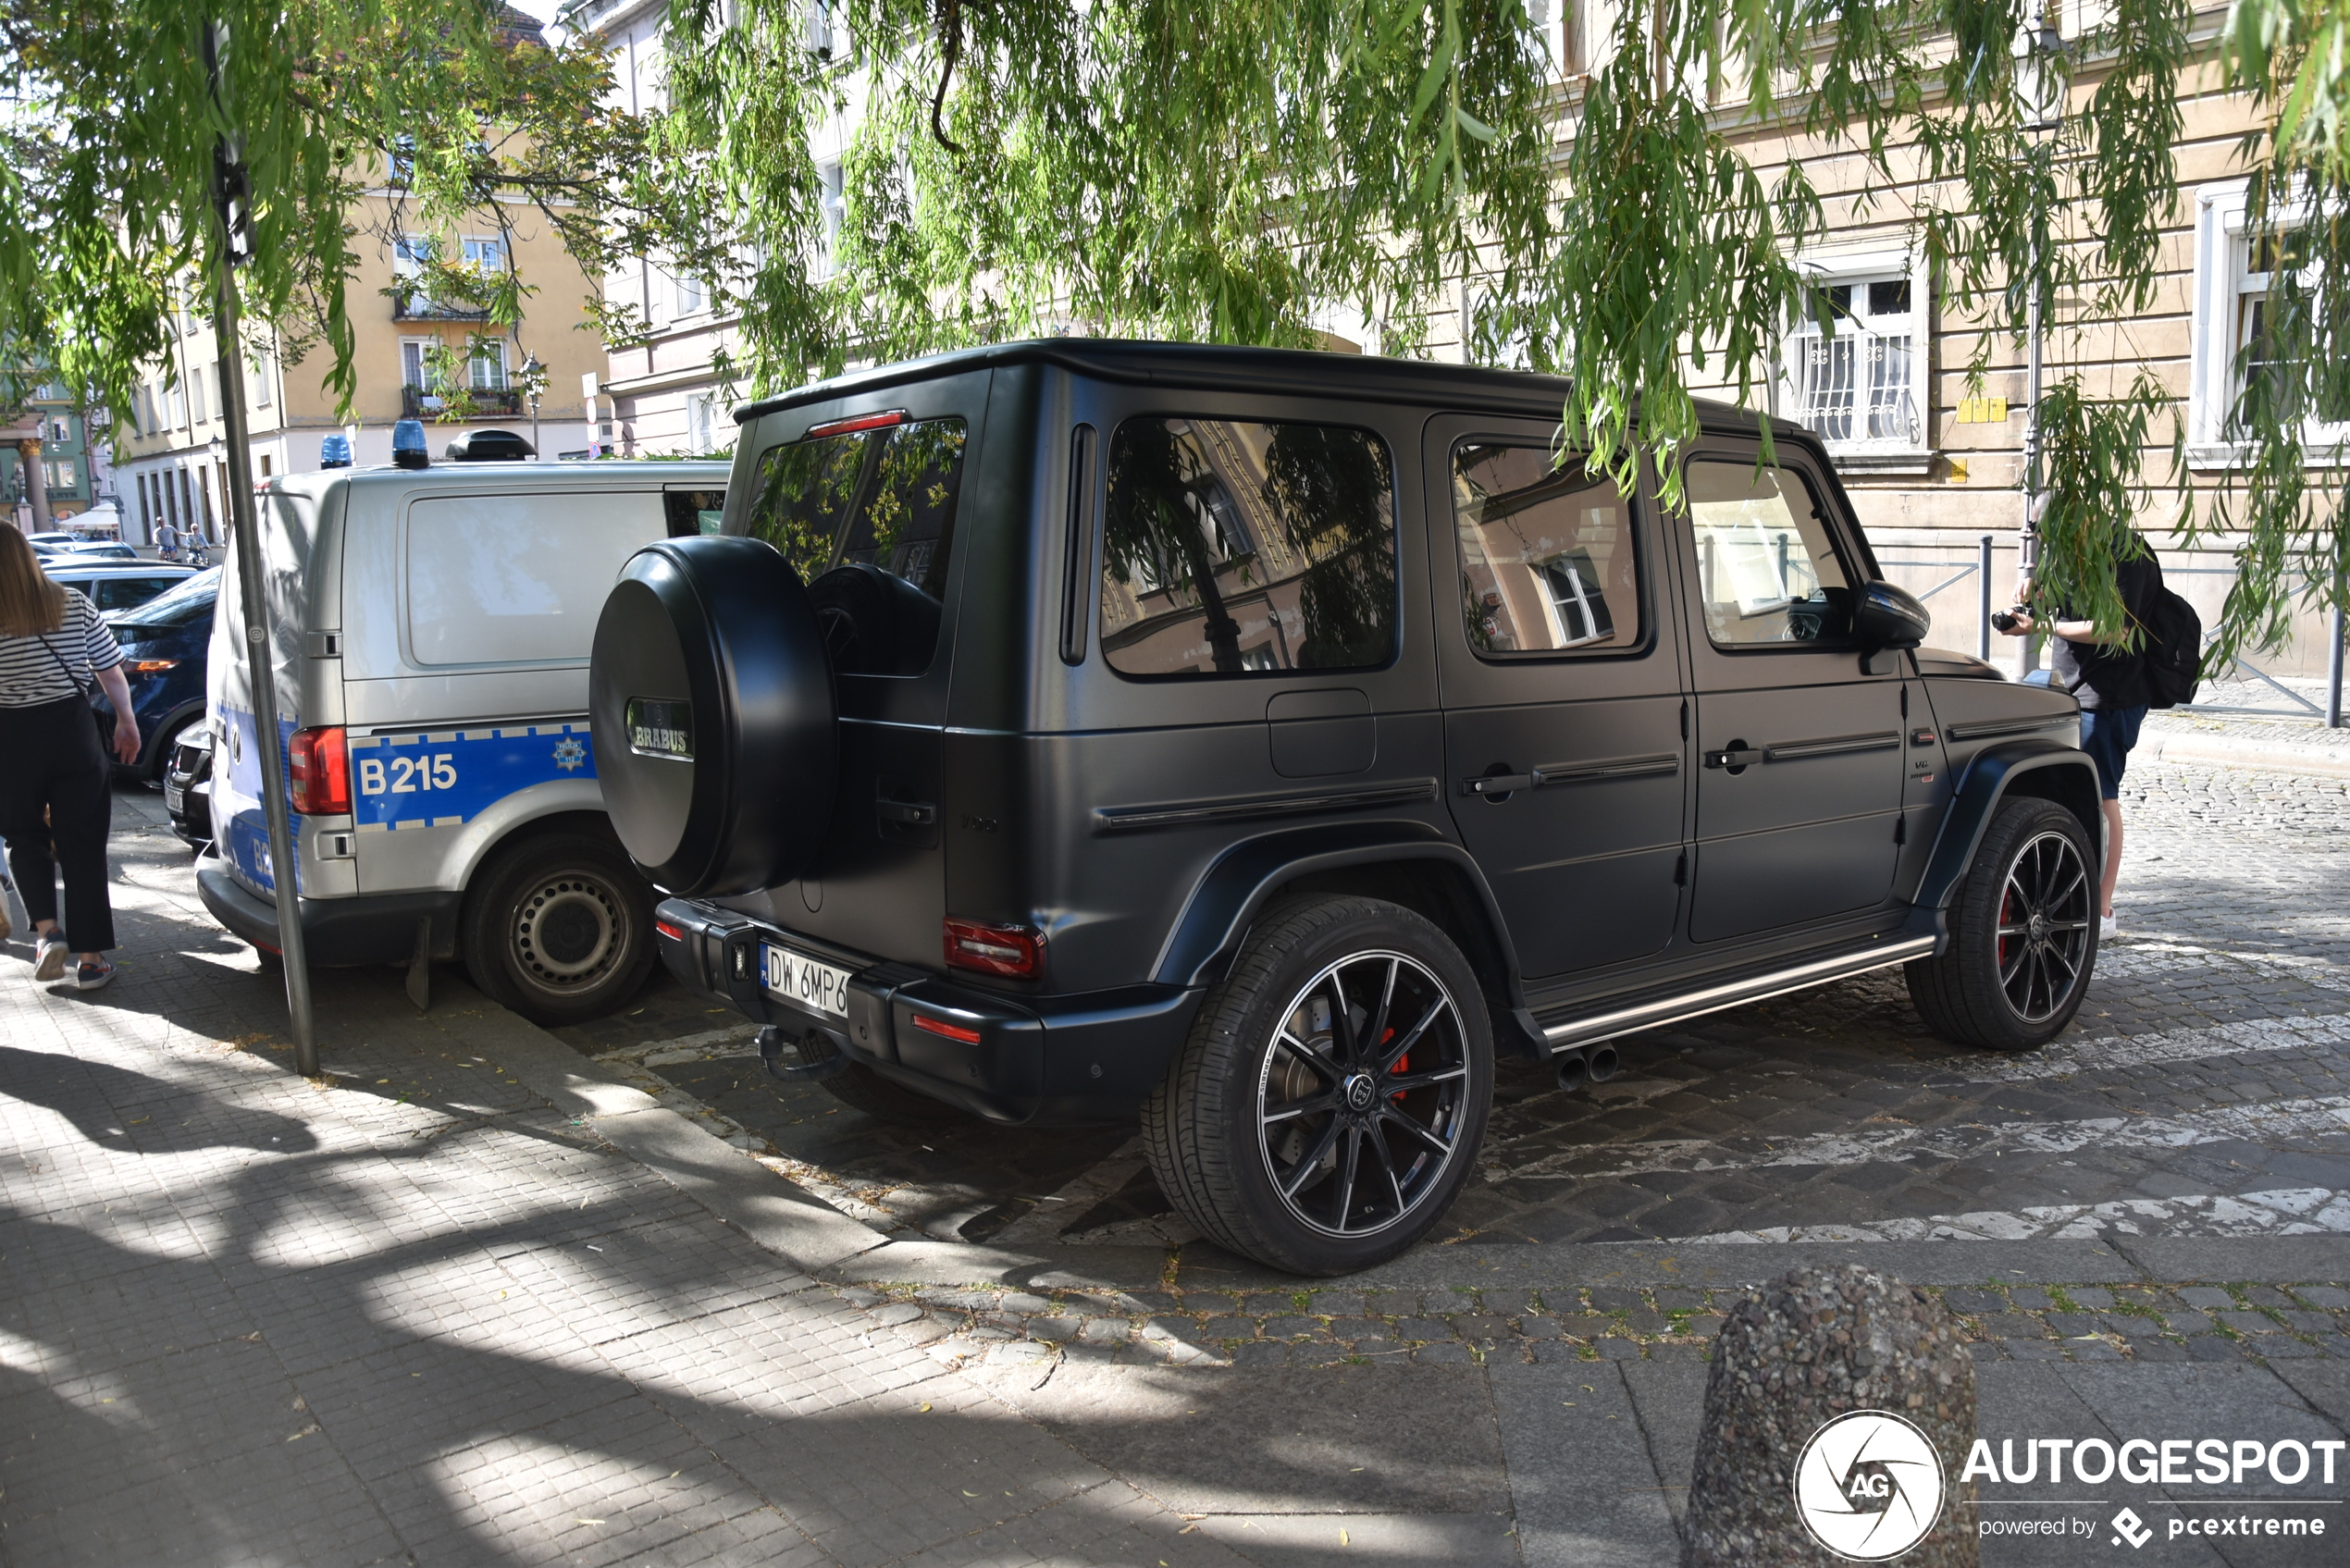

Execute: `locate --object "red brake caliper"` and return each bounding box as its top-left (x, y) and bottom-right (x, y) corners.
top-left (1384, 1028), bottom-right (1408, 1102)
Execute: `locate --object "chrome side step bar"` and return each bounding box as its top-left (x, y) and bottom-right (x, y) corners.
top-left (1539, 935), bottom-right (1938, 1052)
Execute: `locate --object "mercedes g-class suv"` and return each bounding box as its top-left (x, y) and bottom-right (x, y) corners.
top-left (589, 341), bottom-right (2101, 1275)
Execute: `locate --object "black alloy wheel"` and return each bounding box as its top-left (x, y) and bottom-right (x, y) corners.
top-left (1144, 895), bottom-right (1493, 1276)
top-left (1995, 830), bottom-right (2095, 1022)
top-left (1907, 796), bottom-right (2099, 1052)
top-left (1256, 950), bottom-right (1474, 1239)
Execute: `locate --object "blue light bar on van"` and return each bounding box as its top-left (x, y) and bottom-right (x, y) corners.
top-left (804, 409), bottom-right (908, 439)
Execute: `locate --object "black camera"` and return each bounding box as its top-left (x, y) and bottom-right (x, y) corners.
top-left (1989, 607), bottom-right (2029, 634)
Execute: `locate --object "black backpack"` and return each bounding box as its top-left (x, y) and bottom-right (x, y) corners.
top-left (2136, 572), bottom-right (2202, 710)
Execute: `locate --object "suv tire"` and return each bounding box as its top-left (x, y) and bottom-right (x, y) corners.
top-left (462, 833), bottom-right (656, 1026)
top-left (1907, 796), bottom-right (2098, 1052)
top-left (1142, 895), bottom-right (1493, 1276)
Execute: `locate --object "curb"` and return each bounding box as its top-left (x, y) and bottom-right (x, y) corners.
top-left (414, 977), bottom-right (890, 1275)
top-left (2141, 729), bottom-right (2350, 778)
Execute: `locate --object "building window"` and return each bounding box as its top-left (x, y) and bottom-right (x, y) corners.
top-left (392, 235), bottom-right (435, 315)
top-left (686, 391), bottom-right (717, 452)
top-left (252, 348), bottom-right (272, 408)
top-left (469, 339), bottom-right (508, 392)
top-left (2189, 179), bottom-right (2349, 463)
top-left (462, 235), bottom-right (506, 277)
top-left (189, 364), bottom-right (208, 426)
top-left (1781, 254), bottom-right (1925, 455)
top-left (818, 161), bottom-right (846, 278)
top-left (674, 269), bottom-right (705, 316)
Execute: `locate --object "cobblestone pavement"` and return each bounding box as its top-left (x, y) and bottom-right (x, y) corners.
top-left (541, 762), bottom-right (2350, 1266)
top-left (11, 772), bottom-right (2350, 1565)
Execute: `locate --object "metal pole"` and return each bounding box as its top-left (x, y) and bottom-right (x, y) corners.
top-left (1978, 533), bottom-right (1994, 661)
top-left (207, 20), bottom-right (316, 1075)
top-left (2329, 600), bottom-right (2345, 729)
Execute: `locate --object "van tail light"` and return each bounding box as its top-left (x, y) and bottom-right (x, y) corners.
top-left (656, 920), bottom-right (686, 942)
top-left (288, 726), bottom-right (350, 816)
top-left (943, 918), bottom-right (1044, 980)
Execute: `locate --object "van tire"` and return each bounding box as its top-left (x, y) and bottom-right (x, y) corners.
top-left (1141, 895), bottom-right (1493, 1276)
top-left (462, 833), bottom-right (656, 1026)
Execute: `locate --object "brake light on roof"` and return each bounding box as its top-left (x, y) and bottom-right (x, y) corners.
top-left (943, 918), bottom-right (1044, 979)
top-left (910, 1014), bottom-right (982, 1044)
top-left (287, 726), bottom-right (350, 816)
top-left (804, 409), bottom-right (909, 439)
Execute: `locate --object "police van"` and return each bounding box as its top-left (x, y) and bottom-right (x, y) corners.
top-left (196, 461), bottom-right (728, 1024)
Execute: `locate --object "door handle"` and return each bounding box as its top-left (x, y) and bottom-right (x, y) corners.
top-left (1702, 748), bottom-right (1764, 770)
top-left (1461, 772), bottom-right (1537, 797)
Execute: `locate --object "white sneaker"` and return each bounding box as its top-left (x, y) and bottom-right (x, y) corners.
top-left (32, 934), bottom-right (68, 982)
top-left (2099, 914), bottom-right (2121, 946)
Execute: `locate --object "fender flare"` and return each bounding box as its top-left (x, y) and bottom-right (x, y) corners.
top-left (1910, 739), bottom-right (2104, 911)
top-left (1150, 820), bottom-right (1523, 995)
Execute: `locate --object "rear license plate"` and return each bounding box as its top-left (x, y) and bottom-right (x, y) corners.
top-left (761, 943), bottom-right (851, 1019)
top-left (164, 783), bottom-right (184, 813)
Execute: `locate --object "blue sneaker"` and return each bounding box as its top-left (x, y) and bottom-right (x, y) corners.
top-left (74, 958), bottom-right (115, 992)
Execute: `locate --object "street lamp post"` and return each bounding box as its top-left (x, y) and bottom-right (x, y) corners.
top-left (519, 352), bottom-right (545, 461)
top-left (206, 19), bottom-right (317, 1076)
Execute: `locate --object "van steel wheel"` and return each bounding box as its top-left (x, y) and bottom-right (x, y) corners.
top-left (463, 833), bottom-right (657, 1026)
top-left (1143, 895), bottom-right (1493, 1276)
top-left (1906, 797), bottom-right (2098, 1053)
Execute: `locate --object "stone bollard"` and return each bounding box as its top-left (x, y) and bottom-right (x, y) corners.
top-left (1683, 1264), bottom-right (1978, 1567)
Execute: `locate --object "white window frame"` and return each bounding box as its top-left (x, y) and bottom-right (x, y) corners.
top-left (816, 160), bottom-right (846, 279)
top-left (461, 234), bottom-right (505, 275)
top-left (1776, 246), bottom-right (1930, 467)
top-left (468, 338), bottom-right (509, 392)
top-left (2188, 179), bottom-right (2350, 466)
top-left (685, 391), bottom-right (716, 452)
top-left (391, 234), bottom-right (435, 314)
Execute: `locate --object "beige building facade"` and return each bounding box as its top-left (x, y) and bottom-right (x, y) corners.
top-left (113, 161), bottom-right (608, 549)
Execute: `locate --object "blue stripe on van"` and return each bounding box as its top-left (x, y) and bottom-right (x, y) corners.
top-left (345, 723), bottom-right (596, 830)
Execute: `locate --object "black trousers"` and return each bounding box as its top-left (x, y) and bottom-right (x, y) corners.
top-left (0, 696), bottom-right (116, 952)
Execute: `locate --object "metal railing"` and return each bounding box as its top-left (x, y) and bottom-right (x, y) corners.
top-left (1875, 534), bottom-right (1998, 661)
top-left (401, 385), bottom-right (524, 420)
top-left (2162, 563), bottom-right (2348, 726)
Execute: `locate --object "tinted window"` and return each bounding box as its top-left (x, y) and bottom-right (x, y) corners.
top-left (662, 488), bottom-right (727, 537)
top-left (1453, 443), bottom-right (1639, 655)
top-left (1686, 462), bottom-right (1854, 646)
top-left (110, 567), bottom-right (219, 630)
top-left (742, 417), bottom-right (966, 674)
top-left (87, 575), bottom-right (179, 611)
top-left (1100, 417), bottom-right (1395, 677)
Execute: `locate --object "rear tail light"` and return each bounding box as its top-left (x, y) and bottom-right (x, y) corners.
top-left (130, 659), bottom-right (179, 675)
top-left (943, 918), bottom-right (1044, 980)
top-left (288, 726), bottom-right (350, 816)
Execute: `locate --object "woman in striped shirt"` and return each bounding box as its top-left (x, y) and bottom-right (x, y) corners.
top-left (0, 526), bottom-right (141, 990)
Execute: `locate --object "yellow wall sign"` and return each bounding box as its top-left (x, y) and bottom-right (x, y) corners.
top-left (1955, 397), bottom-right (2010, 425)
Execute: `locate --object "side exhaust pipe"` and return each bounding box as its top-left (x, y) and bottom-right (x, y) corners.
top-left (1586, 1043), bottom-right (1620, 1083)
top-left (1554, 1052), bottom-right (1588, 1093)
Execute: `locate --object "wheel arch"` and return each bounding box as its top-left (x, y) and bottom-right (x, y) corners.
top-left (1910, 741), bottom-right (2103, 912)
top-left (1150, 821), bottom-right (1523, 1018)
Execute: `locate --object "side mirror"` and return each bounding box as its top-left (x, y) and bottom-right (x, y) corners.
top-left (1854, 579), bottom-right (1930, 650)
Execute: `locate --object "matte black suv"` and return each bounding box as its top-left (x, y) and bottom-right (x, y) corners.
top-left (590, 341), bottom-right (2101, 1275)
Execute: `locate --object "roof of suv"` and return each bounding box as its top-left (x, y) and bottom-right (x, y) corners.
top-left (735, 338), bottom-right (1780, 439)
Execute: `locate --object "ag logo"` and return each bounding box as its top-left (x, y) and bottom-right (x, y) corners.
top-left (1792, 1410), bottom-right (1946, 1561)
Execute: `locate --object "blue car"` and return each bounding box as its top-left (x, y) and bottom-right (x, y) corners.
top-left (99, 567), bottom-right (219, 781)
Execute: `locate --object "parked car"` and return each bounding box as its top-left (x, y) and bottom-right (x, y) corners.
top-left (590, 340), bottom-right (2105, 1275)
top-left (25, 530), bottom-right (81, 551)
top-left (64, 540), bottom-right (142, 560)
top-left (43, 558), bottom-right (196, 614)
top-left (98, 567), bottom-right (219, 780)
top-left (166, 726), bottom-right (214, 848)
top-left (196, 462), bottom-right (730, 1024)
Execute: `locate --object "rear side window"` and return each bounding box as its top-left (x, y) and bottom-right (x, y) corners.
top-left (405, 491), bottom-right (665, 666)
top-left (1100, 417), bottom-right (1395, 677)
top-left (742, 416), bottom-right (967, 674)
top-left (1453, 443), bottom-right (1640, 656)
top-left (1686, 462), bottom-right (1855, 647)
top-left (87, 575), bottom-right (179, 611)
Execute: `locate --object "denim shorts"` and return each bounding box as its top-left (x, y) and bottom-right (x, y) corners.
top-left (2079, 705), bottom-right (2146, 800)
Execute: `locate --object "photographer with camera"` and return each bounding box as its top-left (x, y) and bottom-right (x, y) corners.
top-left (1995, 532), bottom-right (2167, 945)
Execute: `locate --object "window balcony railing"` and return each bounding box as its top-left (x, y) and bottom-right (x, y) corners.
top-left (402, 385), bottom-right (524, 419)
top-left (391, 293), bottom-right (491, 323)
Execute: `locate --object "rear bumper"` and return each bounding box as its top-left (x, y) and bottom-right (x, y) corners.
top-left (655, 898), bottom-right (1201, 1126)
top-left (196, 855), bottom-right (460, 967)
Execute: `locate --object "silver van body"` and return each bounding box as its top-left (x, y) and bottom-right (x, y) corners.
top-left (195, 462), bottom-right (727, 1019)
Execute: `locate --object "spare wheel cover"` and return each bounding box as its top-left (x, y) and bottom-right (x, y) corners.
top-left (589, 535), bottom-right (836, 895)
